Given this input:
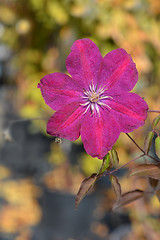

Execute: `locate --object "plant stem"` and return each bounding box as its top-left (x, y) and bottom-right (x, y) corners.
top-left (10, 117), bottom-right (48, 123)
top-left (126, 133), bottom-right (159, 163)
top-left (152, 129), bottom-right (159, 137)
top-left (8, 117), bottom-right (48, 127)
top-left (148, 154), bottom-right (160, 163)
top-left (126, 133), bottom-right (145, 154)
top-left (106, 154), bottom-right (144, 175)
top-left (148, 110), bottom-right (160, 113)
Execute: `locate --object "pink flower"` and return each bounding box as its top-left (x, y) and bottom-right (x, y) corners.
top-left (38, 39), bottom-right (148, 159)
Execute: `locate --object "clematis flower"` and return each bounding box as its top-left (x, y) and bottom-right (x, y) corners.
top-left (38, 38), bottom-right (148, 159)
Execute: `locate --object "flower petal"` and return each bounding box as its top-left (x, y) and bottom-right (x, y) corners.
top-left (38, 73), bottom-right (81, 111)
top-left (99, 49), bottom-right (138, 92)
top-left (66, 38), bottom-right (103, 89)
top-left (109, 92), bottom-right (148, 132)
top-left (80, 110), bottom-right (120, 159)
top-left (47, 102), bottom-right (84, 141)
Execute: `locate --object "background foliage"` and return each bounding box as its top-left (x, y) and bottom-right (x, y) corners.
top-left (0, 0), bottom-right (160, 239)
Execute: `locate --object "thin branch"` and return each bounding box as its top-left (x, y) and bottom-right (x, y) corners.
top-left (148, 110), bottom-right (160, 113)
top-left (106, 154), bottom-right (145, 175)
top-left (152, 129), bottom-right (159, 137)
top-left (8, 117), bottom-right (48, 127)
top-left (148, 154), bottom-right (160, 163)
top-left (126, 133), bottom-right (159, 163)
top-left (10, 117), bottom-right (48, 123)
top-left (126, 133), bottom-right (145, 154)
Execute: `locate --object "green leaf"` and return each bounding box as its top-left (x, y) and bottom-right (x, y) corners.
top-left (155, 136), bottom-right (160, 158)
top-left (144, 131), bottom-right (154, 154)
top-left (110, 175), bottom-right (121, 202)
top-left (75, 173), bottom-right (97, 209)
top-left (152, 115), bottom-right (160, 129)
top-left (129, 163), bottom-right (160, 180)
top-left (113, 189), bottom-right (144, 210)
top-left (110, 148), bottom-right (119, 168)
top-left (99, 153), bottom-right (111, 174)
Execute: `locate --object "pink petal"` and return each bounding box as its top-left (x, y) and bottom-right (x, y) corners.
top-left (47, 102), bottom-right (84, 141)
top-left (38, 73), bottom-right (81, 111)
top-left (109, 92), bottom-right (148, 132)
top-left (66, 38), bottom-right (103, 89)
top-left (80, 110), bottom-right (120, 159)
top-left (99, 49), bottom-right (138, 93)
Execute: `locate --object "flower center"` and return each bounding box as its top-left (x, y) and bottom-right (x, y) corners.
top-left (81, 82), bottom-right (112, 116)
top-left (89, 91), bottom-right (99, 103)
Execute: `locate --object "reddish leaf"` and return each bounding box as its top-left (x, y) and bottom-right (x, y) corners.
top-left (129, 163), bottom-right (160, 179)
top-left (110, 148), bottom-right (119, 168)
top-left (75, 173), bottom-right (97, 209)
top-left (144, 131), bottom-right (154, 154)
top-left (99, 153), bottom-right (111, 174)
top-left (113, 189), bottom-right (144, 210)
top-left (155, 190), bottom-right (160, 202)
top-left (110, 175), bottom-right (121, 202)
top-left (155, 136), bottom-right (160, 158)
top-left (149, 178), bottom-right (159, 189)
top-left (152, 115), bottom-right (160, 129)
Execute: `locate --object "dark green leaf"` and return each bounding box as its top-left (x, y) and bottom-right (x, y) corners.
top-left (110, 148), bottom-right (119, 168)
top-left (155, 136), bottom-right (160, 158)
top-left (144, 131), bottom-right (154, 154)
top-left (99, 153), bottom-right (111, 174)
top-left (152, 115), bottom-right (160, 129)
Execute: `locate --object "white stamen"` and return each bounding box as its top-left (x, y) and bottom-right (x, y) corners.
top-left (91, 103), bottom-right (95, 115)
top-left (99, 96), bottom-right (113, 100)
top-left (106, 105), bottom-right (112, 109)
top-left (95, 104), bottom-right (100, 116)
top-left (84, 92), bottom-right (88, 96)
top-left (89, 84), bottom-right (92, 91)
top-left (80, 101), bottom-right (90, 106)
top-left (82, 104), bottom-right (90, 115)
top-left (81, 96), bottom-right (89, 99)
top-left (97, 101), bottom-right (112, 110)
top-left (97, 101), bottom-right (106, 106)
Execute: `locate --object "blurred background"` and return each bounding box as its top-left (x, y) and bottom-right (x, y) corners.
top-left (0, 0), bottom-right (160, 239)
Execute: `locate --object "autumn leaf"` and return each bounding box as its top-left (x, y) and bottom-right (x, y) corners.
top-left (144, 131), bottom-right (154, 154)
top-left (110, 175), bottom-right (121, 202)
top-left (110, 176), bottom-right (144, 209)
top-left (149, 178), bottom-right (159, 189)
top-left (129, 163), bottom-right (160, 179)
top-left (75, 173), bottom-right (97, 209)
top-left (155, 190), bottom-right (160, 202)
top-left (113, 189), bottom-right (144, 210)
